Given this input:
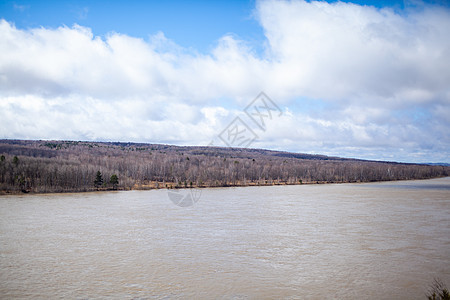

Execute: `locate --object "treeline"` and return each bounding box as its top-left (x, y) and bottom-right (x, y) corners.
top-left (0, 139), bottom-right (448, 194)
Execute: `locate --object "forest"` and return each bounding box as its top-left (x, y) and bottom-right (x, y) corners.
top-left (0, 139), bottom-right (449, 194)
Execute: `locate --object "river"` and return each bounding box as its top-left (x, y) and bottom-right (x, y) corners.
top-left (1, 177), bottom-right (449, 299)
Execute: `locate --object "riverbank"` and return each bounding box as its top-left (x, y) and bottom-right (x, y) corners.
top-left (2, 175), bottom-right (449, 196)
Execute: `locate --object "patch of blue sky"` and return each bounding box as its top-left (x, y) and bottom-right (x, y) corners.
top-left (0, 0), bottom-right (265, 55)
top-left (288, 97), bottom-right (333, 116)
top-left (392, 106), bottom-right (432, 124)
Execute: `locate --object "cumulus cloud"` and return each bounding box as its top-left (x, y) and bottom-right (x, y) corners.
top-left (0, 0), bottom-right (449, 162)
top-left (258, 0), bottom-right (450, 102)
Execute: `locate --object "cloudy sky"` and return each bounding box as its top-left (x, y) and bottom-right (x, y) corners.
top-left (1, 0), bottom-right (449, 163)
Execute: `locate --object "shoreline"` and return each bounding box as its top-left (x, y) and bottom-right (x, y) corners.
top-left (2, 140), bottom-right (448, 197)
top-left (2, 175), bottom-right (448, 196)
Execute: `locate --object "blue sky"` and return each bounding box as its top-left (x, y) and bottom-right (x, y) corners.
top-left (1, 0), bottom-right (449, 163)
top-left (1, 0), bottom-right (264, 53)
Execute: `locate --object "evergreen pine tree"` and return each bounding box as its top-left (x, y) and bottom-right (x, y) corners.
top-left (94, 171), bottom-right (103, 188)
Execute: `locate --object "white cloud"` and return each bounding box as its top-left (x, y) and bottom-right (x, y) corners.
top-left (1, 0), bottom-right (449, 162)
top-left (258, 0), bottom-right (450, 103)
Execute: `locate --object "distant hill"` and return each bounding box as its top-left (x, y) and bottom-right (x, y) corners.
top-left (426, 162), bottom-right (450, 167)
top-left (1, 139), bottom-right (448, 194)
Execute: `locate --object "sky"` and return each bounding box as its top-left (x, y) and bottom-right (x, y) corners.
top-left (1, 0), bottom-right (449, 163)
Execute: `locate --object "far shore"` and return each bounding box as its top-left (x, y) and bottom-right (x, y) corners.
top-left (2, 176), bottom-right (448, 196)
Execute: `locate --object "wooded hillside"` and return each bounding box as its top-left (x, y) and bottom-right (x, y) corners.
top-left (0, 139), bottom-right (448, 194)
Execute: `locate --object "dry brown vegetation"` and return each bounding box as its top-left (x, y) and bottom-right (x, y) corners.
top-left (0, 139), bottom-right (448, 194)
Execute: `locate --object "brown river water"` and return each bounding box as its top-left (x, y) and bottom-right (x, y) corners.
top-left (1, 177), bottom-right (449, 299)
